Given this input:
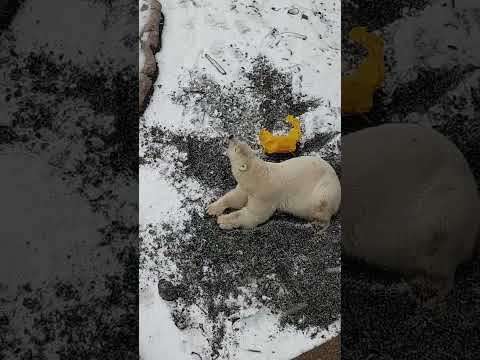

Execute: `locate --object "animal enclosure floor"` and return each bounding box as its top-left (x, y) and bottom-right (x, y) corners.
top-left (140, 0), bottom-right (341, 359)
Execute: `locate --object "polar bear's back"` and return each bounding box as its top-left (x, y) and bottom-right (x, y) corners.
top-left (272, 156), bottom-right (338, 188)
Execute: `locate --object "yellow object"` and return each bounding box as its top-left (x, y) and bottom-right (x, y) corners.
top-left (342, 27), bottom-right (385, 114)
top-left (259, 115), bottom-right (302, 154)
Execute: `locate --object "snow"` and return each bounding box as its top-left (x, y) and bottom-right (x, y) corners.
top-left (382, 1), bottom-right (480, 107)
top-left (233, 316), bottom-right (340, 360)
top-left (140, 276), bottom-right (340, 360)
top-left (140, 166), bottom-right (188, 227)
top-left (143, 0), bottom-right (340, 137)
top-left (140, 285), bottom-right (185, 360)
top-left (140, 0), bottom-right (340, 359)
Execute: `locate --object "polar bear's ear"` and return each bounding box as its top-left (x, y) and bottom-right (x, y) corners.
top-left (239, 164), bottom-right (248, 171)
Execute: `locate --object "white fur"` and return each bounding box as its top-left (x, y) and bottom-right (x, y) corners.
top-left (342, 124), bottom-right (480, 299)
top-left (207, 138), bottom-right (341, 230)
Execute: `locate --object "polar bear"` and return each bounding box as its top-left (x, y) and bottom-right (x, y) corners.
top-left (207, 136), bottom-right (341, 230)
top-left (342, 123), bottom-right (480, 300)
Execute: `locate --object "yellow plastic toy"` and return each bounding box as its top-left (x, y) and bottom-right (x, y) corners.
top-left (342, 27), bottom-right (385, 114)
top-left (259, 115), bottom-right (302, 154)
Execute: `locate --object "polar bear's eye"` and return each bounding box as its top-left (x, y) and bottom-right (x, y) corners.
top-left (239, 164), bottom-right (247, 171)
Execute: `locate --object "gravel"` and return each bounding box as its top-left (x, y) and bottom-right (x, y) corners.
top-left (170, 55), bottom-right (324, 144)
top-left (141, 56), bottom-right (341, 357)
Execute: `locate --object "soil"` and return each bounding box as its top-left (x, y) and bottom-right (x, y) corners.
top-left (294, 335), bottom-right (340, 360)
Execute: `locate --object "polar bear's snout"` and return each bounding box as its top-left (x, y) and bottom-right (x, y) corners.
top-left (227, 135), bottom-right (239, 145)
top-left (223, 135), bottom-right (236, 147)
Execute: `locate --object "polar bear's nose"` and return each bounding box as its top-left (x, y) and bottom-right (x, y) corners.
top-left (225, 135), bottom-right (234, 145)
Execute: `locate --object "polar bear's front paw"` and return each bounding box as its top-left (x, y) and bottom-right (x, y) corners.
top-left (207, 200), bottom-right (226, 216)
top-left (219, 222), bottom-right (237, 230)
top-left (217, 213), bottom-right (240, 230)
top-left (314, 219), bottom-right (331, 233)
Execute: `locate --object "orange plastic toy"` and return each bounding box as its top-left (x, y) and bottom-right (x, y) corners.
top-left (342, 27), bottom-right (385, 114)
top-left (259, 115), bottom-right (302, 154)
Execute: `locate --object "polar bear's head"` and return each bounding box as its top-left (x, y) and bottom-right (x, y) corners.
top-left (226, 136), bottom-right (256, 182)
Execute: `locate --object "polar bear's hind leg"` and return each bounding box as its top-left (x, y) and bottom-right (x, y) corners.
top-left (309, 176), bottom-right (340, 231)
top-left (311, 199), bottom-right (335, 232)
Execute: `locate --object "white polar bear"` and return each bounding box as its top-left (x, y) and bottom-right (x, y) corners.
top-left (342, 123), bottom-right (480, 300)
top-left (207, 136), bottom-right (341, 230)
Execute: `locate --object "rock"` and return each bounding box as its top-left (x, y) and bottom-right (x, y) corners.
top-left (157, 279), bottom-right (182, 301)
top-left (288, 8), bottom-right (299, 15)
top-left (139, 73), bottom-right (153, 114)
top-left (139, 0), bottom-right (164, 113)
top-left (142, 43), bottom-right (157, 76)
top-left (172, 309), bottom-right (189, 330)
top-left (145, 30), bottom-right (159, 53)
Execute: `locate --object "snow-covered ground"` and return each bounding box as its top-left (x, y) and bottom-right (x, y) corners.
top-left (143, 0), bottom-right (340, 135)
top-left (381, 0), bottom-right (480, 125)
top-left (140, 0), bottom-right (341, 359)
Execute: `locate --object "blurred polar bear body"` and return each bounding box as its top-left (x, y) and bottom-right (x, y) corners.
top-left (342, 124), bottom-right (479, 297)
